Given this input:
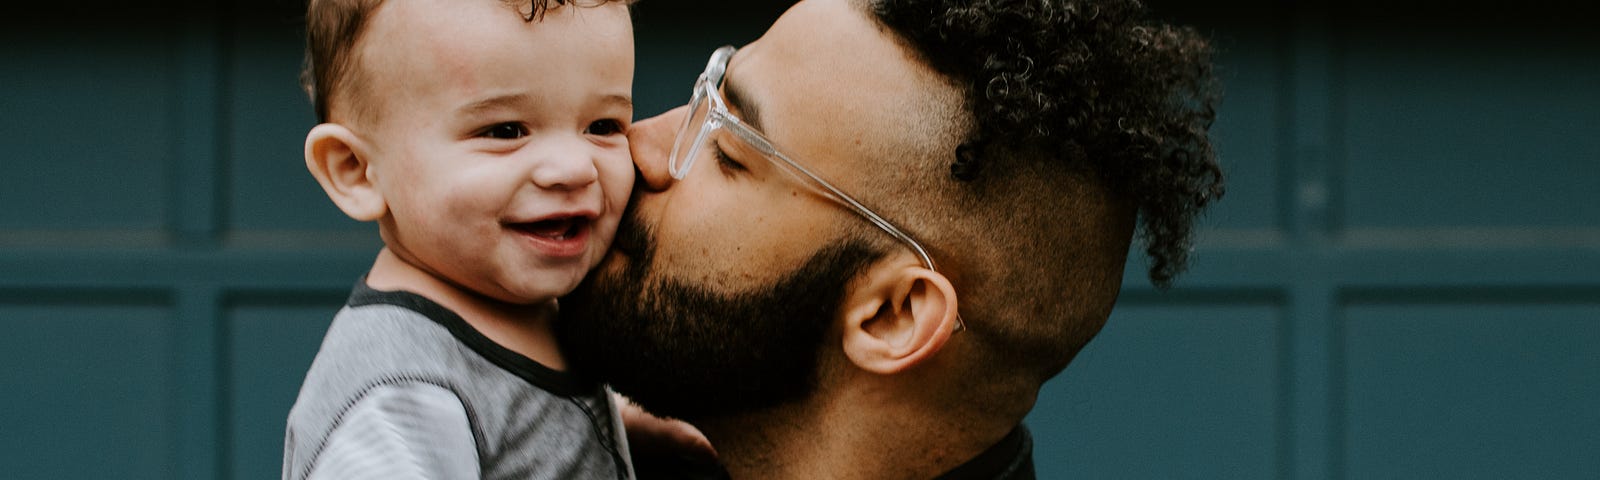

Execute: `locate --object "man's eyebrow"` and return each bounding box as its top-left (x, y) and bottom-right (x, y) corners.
top-left (722, 71), bottom-right (764, 132)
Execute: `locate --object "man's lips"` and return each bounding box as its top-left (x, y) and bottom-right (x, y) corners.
top-left (608, 207), bottom-right (652, 262)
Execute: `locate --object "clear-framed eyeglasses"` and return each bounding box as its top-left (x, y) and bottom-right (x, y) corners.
top-left (669, 46), bottom-right (964, 331)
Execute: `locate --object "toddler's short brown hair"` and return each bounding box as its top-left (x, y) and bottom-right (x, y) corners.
top-left (300, 0), bottom-right (632, 123)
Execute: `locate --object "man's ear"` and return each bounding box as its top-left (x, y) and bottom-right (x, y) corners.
top-left (305, 123), bottom-right (386, 221)
top-left (838, 259), bottom-right (961, 375)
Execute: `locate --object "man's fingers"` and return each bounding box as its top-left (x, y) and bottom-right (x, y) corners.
top-left (616, 393), bottom-right (717, 458)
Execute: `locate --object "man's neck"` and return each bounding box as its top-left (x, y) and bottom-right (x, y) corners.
top-left (696, 380), bottom-right (1028, 480)
top-left (365, 248), bottom-right (565, 369)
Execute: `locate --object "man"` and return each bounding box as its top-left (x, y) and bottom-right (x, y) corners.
top-left (560, 0), bottom-right (1223, 478)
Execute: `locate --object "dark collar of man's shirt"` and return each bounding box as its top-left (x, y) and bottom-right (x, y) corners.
top-left (633, 424), bottom-right (1036, 480)
top-left (934, 425), bottom-right (1036, 480)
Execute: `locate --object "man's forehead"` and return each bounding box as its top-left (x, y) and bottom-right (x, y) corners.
top-left (733, 0), bottom-right (922, 107)
top-left (729, 0), bottom-right (961, 170)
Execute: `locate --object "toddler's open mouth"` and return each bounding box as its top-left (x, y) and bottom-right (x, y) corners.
top-left (508, 216), bottom-right (591, 242)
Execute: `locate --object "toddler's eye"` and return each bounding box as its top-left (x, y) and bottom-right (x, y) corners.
top-left (481, 123), bottom-right (528, 140)
top-left (585, 119), bottom-right (626, 136)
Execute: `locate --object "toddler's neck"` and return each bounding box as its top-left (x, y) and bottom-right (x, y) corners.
top-left (365, 247), bottom-right (566, 370)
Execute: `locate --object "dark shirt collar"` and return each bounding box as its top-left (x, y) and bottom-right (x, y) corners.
top-left (636, 425), bottom-right (1037, 480)
top-left (933, 425), bottom-right (1036, 480)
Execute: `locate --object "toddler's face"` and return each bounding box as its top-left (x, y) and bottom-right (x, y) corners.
top-left (356, 0), bottom-right (635, 304)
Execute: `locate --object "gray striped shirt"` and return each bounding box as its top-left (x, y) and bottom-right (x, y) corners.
top-left (283, 283), bottom-right (633, 480)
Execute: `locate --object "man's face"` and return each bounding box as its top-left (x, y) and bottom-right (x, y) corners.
top-left (558, 0), bottom-right (951, 419)
top-left (356, 0), bottom-right (635, 304)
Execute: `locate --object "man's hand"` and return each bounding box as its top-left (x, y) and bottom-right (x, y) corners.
top-left (615, 392), bottom-right (717, 463)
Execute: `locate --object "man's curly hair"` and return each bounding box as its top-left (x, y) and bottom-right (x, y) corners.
top-left (867, 0), bottom-right (1223, 288)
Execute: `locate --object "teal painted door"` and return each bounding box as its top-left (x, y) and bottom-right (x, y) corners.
top-left (3, 1), bottom-right (1595, 479)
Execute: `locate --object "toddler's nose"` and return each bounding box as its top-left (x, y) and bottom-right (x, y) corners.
top-left (627, 105), bottom-right (688, 192)
top-left (529, 138), bottom-right (599, 190)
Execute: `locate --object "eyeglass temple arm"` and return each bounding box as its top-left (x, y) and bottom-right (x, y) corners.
top-left (720, 120), bottom-right (939, 272)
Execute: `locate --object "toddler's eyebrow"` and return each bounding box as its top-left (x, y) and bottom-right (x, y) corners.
top-left (457, 93), bottom-right (633, 115)
top-left (598, 94), bottom-right (633, 112)
top-left (459, 93), bottom-right (535, 115)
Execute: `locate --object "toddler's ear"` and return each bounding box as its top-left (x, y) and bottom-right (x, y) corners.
top-left (305, 123), bottom-right (386, 221)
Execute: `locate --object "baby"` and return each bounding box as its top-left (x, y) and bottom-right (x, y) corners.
top-left (283, 1), bottom-right (638, 478)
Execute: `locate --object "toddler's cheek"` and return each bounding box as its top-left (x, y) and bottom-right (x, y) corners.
top-left (601, 160), bottom-right (636, 215)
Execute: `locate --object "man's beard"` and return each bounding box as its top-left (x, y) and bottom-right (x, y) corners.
top-left (557, 208), bottom-right (881, 421)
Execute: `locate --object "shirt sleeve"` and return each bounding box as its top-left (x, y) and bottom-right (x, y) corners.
top-left (304, 382), bottom-right (480, 480)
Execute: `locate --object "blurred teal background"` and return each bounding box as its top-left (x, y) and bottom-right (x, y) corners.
top-left (2, 1), bottom-right (1596, 478)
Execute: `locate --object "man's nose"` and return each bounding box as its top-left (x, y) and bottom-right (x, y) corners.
top-left (628, 105), bottom-right (689, 192)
